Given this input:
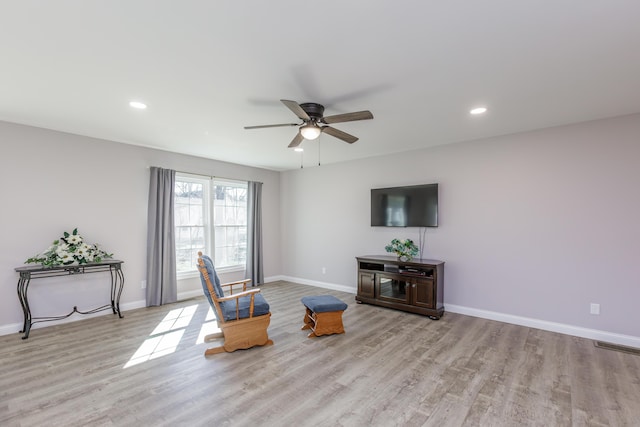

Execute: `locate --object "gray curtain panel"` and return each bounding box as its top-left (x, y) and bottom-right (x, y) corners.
top-left (146, 167), bottom-right (178, 306)
top-left (245, 181), bottom-right (264, 286)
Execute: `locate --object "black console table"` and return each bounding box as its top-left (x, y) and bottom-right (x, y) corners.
top-left (15, 260), bottom-right (125, 339)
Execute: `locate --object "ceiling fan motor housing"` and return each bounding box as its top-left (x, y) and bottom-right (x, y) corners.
top-left (300, 103), bottom-right (325, 121)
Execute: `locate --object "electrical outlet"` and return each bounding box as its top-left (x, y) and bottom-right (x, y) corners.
top-left (590, 303), bottom-right (600, 315)
top-left (141, 280), bottom-right (147, 289)
top-left (322, 267), bottom-right (326, 274)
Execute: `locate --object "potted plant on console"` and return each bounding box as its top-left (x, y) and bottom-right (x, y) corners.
top-left (385, 238), bottom-right (419, 262)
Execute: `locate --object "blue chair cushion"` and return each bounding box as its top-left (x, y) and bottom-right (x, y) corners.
top-left (220, 293), bottom-right (270, 321)
top-left (199, 255), bottom-right (224, 302)
top-left (301, 295), bottom-right (348, 313)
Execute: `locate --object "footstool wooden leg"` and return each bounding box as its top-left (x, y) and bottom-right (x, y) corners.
top-left (301, 307), bottom-right (313, 331)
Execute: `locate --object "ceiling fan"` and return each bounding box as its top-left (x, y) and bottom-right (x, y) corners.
top-left (244, 99), bottom-right (374, 148)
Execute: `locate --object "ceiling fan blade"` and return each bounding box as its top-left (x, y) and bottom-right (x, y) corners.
top-left (288, 132), bottom-right (304, 148)
top-left (281, 99), bottom-right (311, 121)
top-left (322, 110), bottom-right (373, 124)
top-left (322, 126), bottom-right (359, 144)
top-left (244, 123), bottom-right (298, 130)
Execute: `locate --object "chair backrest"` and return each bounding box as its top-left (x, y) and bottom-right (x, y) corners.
top-left (197, 253), bottom-right (225, 321)
top-left (199, 255), bottom-right (224, 297)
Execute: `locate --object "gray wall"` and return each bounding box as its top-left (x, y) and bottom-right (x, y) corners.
top-left (0, 121), bottom-right (281, 333)
top-left (2, 113), bottom-right (639, 344)
top-left (280, 113), bottom-right (640, 339)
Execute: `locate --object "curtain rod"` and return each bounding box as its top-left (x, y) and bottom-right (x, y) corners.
top-left (148, 166), bottom-right (263, 184)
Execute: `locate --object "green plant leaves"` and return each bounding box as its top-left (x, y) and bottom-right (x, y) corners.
top-left (384, 238), bottom-right (419, 259)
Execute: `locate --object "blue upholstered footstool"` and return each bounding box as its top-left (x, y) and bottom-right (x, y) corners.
top-left (301, 295), bottom-right (348, 338)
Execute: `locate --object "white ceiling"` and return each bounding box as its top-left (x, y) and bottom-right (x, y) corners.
top-left (2, 1), bottom-right (640, 171)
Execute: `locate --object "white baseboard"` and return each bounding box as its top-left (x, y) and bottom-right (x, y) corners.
top-left (0, 287), bottom-right (244, 337)
top-left (0, 322), bottom-right (24, 337)
top-left (0, 299), bottom-right (147, 337)
top-left (267, 276), bottom-right (640, 349)
top-left (3, 280), bottom-right (638, 349)
top-left (273, 275), bottom-right (356, 294)
top-left (264, 275), bottom-right (287, 284)
top-left (445, 304), bottom-right (640, 349)
top-left (177, 289), bottom-right (204, 300)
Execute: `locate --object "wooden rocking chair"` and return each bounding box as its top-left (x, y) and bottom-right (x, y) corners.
top-left (197, 252), bottom-right (273, 356)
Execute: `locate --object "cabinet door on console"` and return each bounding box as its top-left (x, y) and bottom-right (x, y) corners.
top-left (412, 278), bottom-right (435, 309)
top-left (358, 272), bottom-right (376, 298)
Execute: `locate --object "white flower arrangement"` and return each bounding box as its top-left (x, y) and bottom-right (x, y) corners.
top-left (25, 228), bottom-right (113, 267)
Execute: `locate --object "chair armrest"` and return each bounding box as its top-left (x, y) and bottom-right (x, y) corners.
top-left (221, 279), bottom-right (252, 294)
top-left (216, 288), bottom-right (263, 319)
top-left (216, 288), bottom-right (261, 302)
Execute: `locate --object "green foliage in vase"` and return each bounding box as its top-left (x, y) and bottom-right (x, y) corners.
top-left (25, 228), bottom-right (113, 267)
top-left (384, 238), bottom-right (419, 260)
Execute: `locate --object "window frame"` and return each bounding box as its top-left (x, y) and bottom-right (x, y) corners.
top-left (212, 178), bottom-right (248, 273)
top-left (174, 173), bottom-right (211, 279)
top-left (174, 173), bottom-right (248, 278)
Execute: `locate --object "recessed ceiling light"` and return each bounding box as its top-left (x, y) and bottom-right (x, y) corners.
top-left (470, 107), bottom-right (487, 115)
top-left (294, 147), bottom-right (304, 152)
top-left (129, 101), bottom-right (147, 109)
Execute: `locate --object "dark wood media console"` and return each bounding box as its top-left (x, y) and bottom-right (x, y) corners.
top-left (355, 255), bottom-right (444, 319)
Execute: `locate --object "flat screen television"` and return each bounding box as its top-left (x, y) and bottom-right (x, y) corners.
top-left (371, 183), bottom-right (438, 227)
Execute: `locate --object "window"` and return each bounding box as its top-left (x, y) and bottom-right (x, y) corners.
top-left (213, 179), bottom-right (247, 269)
top-left (174, 174), bottom-right (247, 275)
top-left (174, 175), bottom-right (209, 275)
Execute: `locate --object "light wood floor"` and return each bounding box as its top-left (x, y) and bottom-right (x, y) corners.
top-left (1, 281), bottom-right (639, 427)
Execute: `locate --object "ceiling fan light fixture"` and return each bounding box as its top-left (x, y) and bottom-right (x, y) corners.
top-left (300, 123), bottom-right (321, 140)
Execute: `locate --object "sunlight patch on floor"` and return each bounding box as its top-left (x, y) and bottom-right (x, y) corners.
top-left (151, 305), bottom-right (198, 335)
top-left (124, 305), bottom-right (198, 368)
top-left (197, 309), bottom-right (221, 344)
top-left (205, 306), bottom-right (215, 322)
